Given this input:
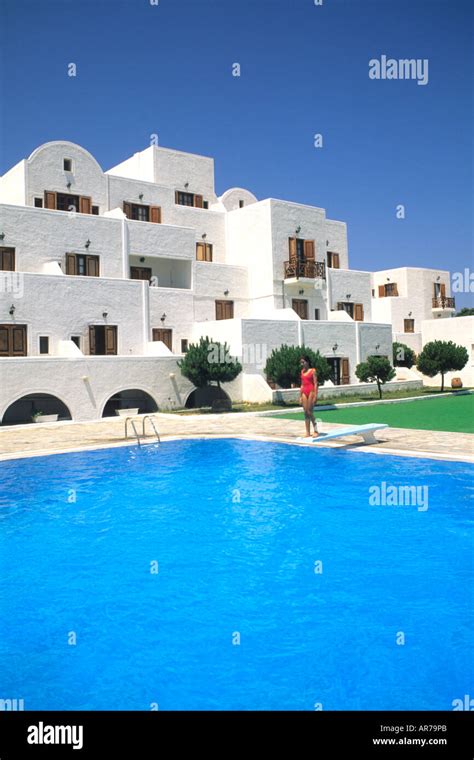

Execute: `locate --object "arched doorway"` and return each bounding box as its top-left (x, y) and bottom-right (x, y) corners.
top-left (2, 394), bottom-right (72, 425)
top-left (185, 385), bottom-right (231, 409)
top-left (102, 389), bottom-right (158, 417)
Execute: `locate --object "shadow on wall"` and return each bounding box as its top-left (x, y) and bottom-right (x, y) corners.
top-left (185, 386), bottom-right (230, 409)
top-left (102, 389), bottom-right (158, 417)
top-left (2, 394), bottom-right (72, 425)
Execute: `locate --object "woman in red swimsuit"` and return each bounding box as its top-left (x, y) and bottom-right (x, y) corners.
top-left (300, 355), bottom-right (318, 438)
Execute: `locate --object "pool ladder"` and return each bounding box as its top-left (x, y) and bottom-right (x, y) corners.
top-left (125, 415), bottom-right (161, 447)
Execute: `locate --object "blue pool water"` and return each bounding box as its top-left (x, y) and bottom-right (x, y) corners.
top-left (0, 439), bottom-right (472, 711)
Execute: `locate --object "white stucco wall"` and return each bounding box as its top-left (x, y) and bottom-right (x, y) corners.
top-left (0, 160), bottom-right (26, 206)
top-left (328, 268), bottom-right (372, 320)
top-left (225, 200), bottom-right (275, 302)
top-left (219, 187), bottom-right (258, 212)
top-left (420, 316), bottom-right (474, 386)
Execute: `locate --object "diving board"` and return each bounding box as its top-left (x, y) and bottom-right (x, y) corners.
top-left (304, 423), bottom-right (388, 445)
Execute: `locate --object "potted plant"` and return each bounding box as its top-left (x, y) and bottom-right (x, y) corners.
top-left (32, 411), bottom-right (59, 423)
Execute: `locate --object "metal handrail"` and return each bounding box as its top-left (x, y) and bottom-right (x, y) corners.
top-left (142, 415), bottom-right (161, 443)
top-left (125, 417), bottom-right (142, 447)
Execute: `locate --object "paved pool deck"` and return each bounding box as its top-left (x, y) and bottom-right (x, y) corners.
top-left (0, 412), bottom-right (473, 464)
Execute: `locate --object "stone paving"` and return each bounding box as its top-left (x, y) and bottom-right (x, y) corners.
top-left (0, 412), bottom-right (472, 463)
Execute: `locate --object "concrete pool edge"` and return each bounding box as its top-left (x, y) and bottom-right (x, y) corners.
top-left (0, 431), bottom-right (473, 465)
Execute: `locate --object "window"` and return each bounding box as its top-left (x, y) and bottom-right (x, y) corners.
top-left (181, 339), bottom-right (188, 353)
top-left (39, 336), bottom-right (49, 355)
top-left (0, 247), bottom-right (15, 271)
top-left (66, 253), bottom-right (100, 277)
top-left (203, 201), bottom-right (209, 209)
top-left (314, 309), bottom-right (320, 320)
top-left (239, 200), bottom-right (245, 208)
top-left (71, 336), bottom-right (81, 349)
top-left (130, 266), bottom-right (152, 282)
top-left (92, 205), bottom-right (99, 215)
top-left (336, 302), bottom-right (364, 320)
top-left (379, 282), bottom-right (399, 297)
top-left (63, 158), bottom-right (73, 172)
top-left (0, 325), bottom-right (27, 357)
top-left (404, 319), bottom-right (415, 333)
top-left (175, 191), bottom-right (204, 208)
top-left (196, 242), bottom-right (213, 262)
top-left (123, 202), bottom-right (161, 223)
top-left (371, 288), bottom-right (375, 297)
top-left (34, 197), bottom-right (43, 208)
top-left (44, 192), bottom-right (92, 213)
top-left (152, 328), bottom-right (173, 350)
top-left (89, 325), bottom-right (117, 355)
top-left (327, 252), bottom-right (340, 269)
top-left (215, 300), bottom-right (234, 320)
top-left (292, 299), bottom-right (308, 320)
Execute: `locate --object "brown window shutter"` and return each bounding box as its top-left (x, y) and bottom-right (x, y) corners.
top-left (206, 244), bottom-right (213, 262)
top-left (0, 326), bottom-right (9, 356)
top-left (86, 256), bottom-right (99, 277)
top-left (175, 191), bottom-right (180, 204)
top-left (354, 303), bottom-right (364, 321)
top-left (392, 283), bottom-right (399, 296)
top-left (304, 240), bottom-right (315, 260)
top-left (105, 326), bottom-right (117, 355)
top-left (150, 206), bottom-right (162, 224)
top-left (332, 253), bottom-right (340, 269)
top-left (226, 301), bottom-right (234, 319)
top-left (12, 325), bottom-right (27, 356)
top-left (378, 285), bottom-right (385, 297)
top-left (194, 194), bottom-right (203, 208)
top-left (44, 191), bottom-right (56, 209)
top-left (80, 196), bottom-right (92, 214)
top-left (215, 301), bottom-right (223, 320)
top-left (123, 202), bottom-right (132, 218)
top-left (341, 358), bottom-right (350, 385)
top-left (0, 248), bottom-right (15, 271)
top-left (66, 253), bottom-right (77, 275)
top-left (289, 238), bottom-right (297, 261)
top-left (89, 326), bottom-right (96, 355)
top-left (196, 243), bottom-right (205, 261)
top-left (440, 283), bottom-right (446, 297)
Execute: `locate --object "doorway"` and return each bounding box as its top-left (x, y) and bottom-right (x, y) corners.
top-left (89, 325), bottom-right (117, 355)
top-left (326, 357), bottom-right (350, 385)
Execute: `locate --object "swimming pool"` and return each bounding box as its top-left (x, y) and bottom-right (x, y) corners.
top-left (0, 439), bottom-right (472, 710)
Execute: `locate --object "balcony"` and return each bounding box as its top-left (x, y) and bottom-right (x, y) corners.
top-left (432, 296), bottom-right (455, 310)
top-left (284, 260), bottom-right (326, 280)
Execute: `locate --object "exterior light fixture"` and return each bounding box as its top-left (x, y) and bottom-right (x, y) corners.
top-left (202, 233), bottom-right (207, 239)
top-left (102, 312), bottom-right (108, 319)
top-left (386, 277), bottom-right (390, 282)
top-left (9, 304), bottom-right (15, 316)
top-left (160, 313), bottom-right (166, 322)
top-left (332, 343), bottom-right (338, 352)
top-left (408, 311), bottom-right (412, 317)
top-left (139, 257), bottom-right (145, 263)
top-left (298, 289), bottom-right (304, 295)
top-left (67, 181), bottom-right (72, 189)
top-left (0, 232), bottom-right (5, 241)
top-left (85, 239), bottom-right (91, 249)
top-left (326, 240), bottom-right (329, 246)
top-left (224, 289), bottom-right (229, 296)
top-left (139, 193), bottom-right (144, 201)
top-left (184, 182), bottom-right (189, 189)
top-left (375, 344), bottom-right (380, 351)
top-left (346, 294), bottom-right (351, 300)
top-left (436, 275), bottom-right (441, 281)
top-left (295, 226), bottom-right (301, 235)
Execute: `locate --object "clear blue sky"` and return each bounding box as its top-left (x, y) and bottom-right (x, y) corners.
top-left (0, 0), bottom-right (472, 307)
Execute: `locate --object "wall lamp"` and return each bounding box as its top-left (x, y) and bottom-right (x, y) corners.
top-left (436, 275), bottom-right (441, 281)
top-left (295, 226), bottom-right (301, 235)
top-left (224, 289), bottom-right (230, 296)
top-left (102, 312), bottom-right (108, 320)
top-left (0, 232), bottom-right (5, 241)
top-left (202, 233), bottom-right (207, 239)
top-left (386, 277), bottom-right (390, 282)
top-left (298, 289), bottom-right (304, 295)
top-left (139, 193), bottom-right (144, 201)
top-left (375, 343), bottom-right (380, 351)
top-left (408, 311), bottom-right (412, 317)
top-left (326, 240), bottom-right (329, 246)
top-left (139, 257), bottom-right (146, 263)
top-left (160, 313), bottom-right (166, 322)
top-left (346, 294), bottom-right (351, 300)
top-left (66, 181), bottom-right (72, 189)
top-left (184, 182), bottom-right (189, 189)
top-left (332, 343), bottom-right (338, 352)
top-left (85, 239), bottom-right (91, 249)
top-left (9, 304), bottom-right (15, 316)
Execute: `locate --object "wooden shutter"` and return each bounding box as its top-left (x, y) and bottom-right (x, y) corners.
top-left (79, 196), bottom-right (92, 214)
top-left (66, 253), bottom-right (77, 275)
top-left (12, 325), bottom-right (27, 356)
top-left (123, 202), bottom-right (132, 218)
top-left (0, 248), bottom-right (15, 271)
top-left (292, 299), bottom-right (308, 319)
top-left (332, 253), bottom-right (340, 269)
top-left (196, 243), bottom-right (205, 261)
top-left (304, 240), bottom-right (315, 260)
top-left (440, 283), bottom-right (446, 297)
top-left (194, 194), bottom-right (203, 208)
top-left (152, 328), bottom-right (172, 350)
top-left (225, 301), bottom-right (234, 319)
top-left (175, 191), bottom-right (180, 204)
top-left (86, 256), bottom-right (99, 277)
top-left (105, 326), bottom-right (117, 355)
top-left (44, 191), bottom-right (56, 209)
top-left (150, 206), bottom-right (162, 224)
top-left (336, 302), bottom-right (344, 310)
top-left (392, 283), bottom-right (399, 296)
top-left (289, 238), bottom-right (297, 261)
top-left (378, 285), bottom-right (385, 297)
top-left (341, 358), bottom-right (350, 385)
top-left (89, 326), bottom-right (96, 355)
top-left (0, 325), bottom-right (10, 356)
top-left (215, 301), bottom-right (224, 320)
top-left (354, 303), bottom-right (364, 321)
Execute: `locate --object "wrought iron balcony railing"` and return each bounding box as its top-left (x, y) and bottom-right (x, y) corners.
top-left (432, 296), bottom-right (455, 309)
top-left (284, 260), bottom-right (326, 279)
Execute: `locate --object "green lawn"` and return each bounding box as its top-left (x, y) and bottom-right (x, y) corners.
top-left (271, 393), bottom-right (474, 434)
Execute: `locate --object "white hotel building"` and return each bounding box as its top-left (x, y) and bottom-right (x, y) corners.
top-left (0, 141), bottom-right (457, 424)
